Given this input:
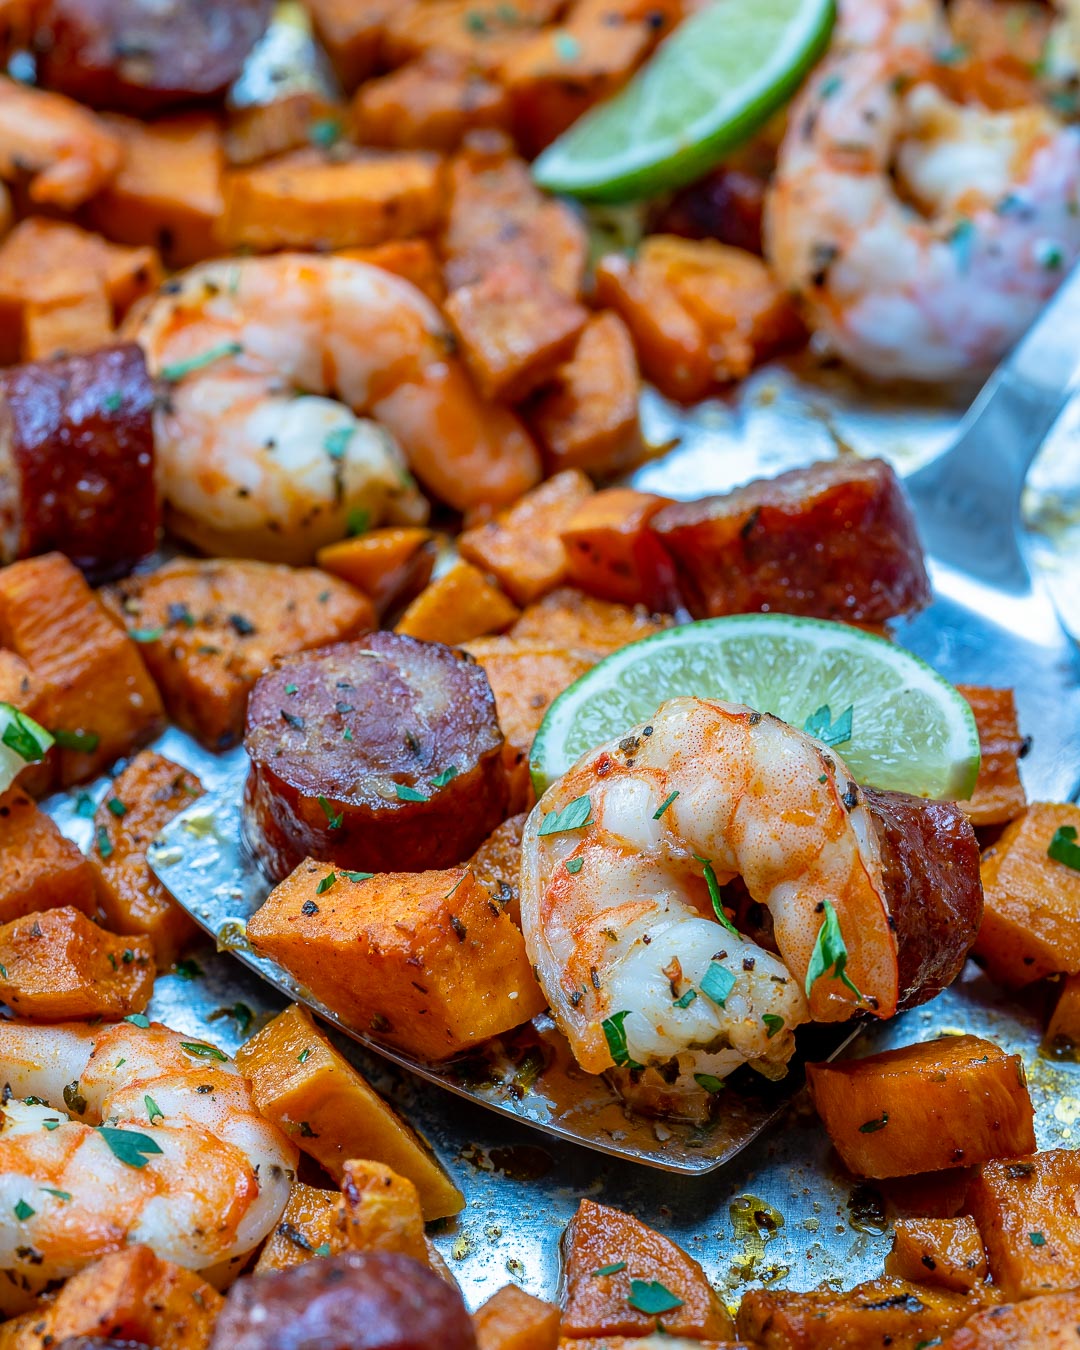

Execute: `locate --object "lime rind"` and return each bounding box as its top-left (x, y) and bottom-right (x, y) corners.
top-left (530, 615), bottom-right (981, 801)
top-left (533, 0), bottom-right (837, 202)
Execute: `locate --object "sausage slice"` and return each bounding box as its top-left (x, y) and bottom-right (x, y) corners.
top-left (243, 634), bottom-right (509, 880)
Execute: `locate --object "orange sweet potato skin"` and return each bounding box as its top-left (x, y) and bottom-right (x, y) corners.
top-left (957, 686), bottom-right (1028, 828)
top-left (736, 1278), bottom-right (986, 1349)
top-left (317, 527), bottom-right (435, 619)
top-left (559, 487), bottom-right (678, 611)
top-left (106, 558), bottom-right (374, 751)
top-left (246, 863), bottom-right (546, 1061)
top-left (945, 1288), bottom-right (1080, 1348)
top-left (976, 802), bottom-right (1080, 987)
top-left (965, 1150), bottom-right (1080, 1300)
top-left (92, 750), bottom-right (204, 968)
top-left (254, 1182), bottom-right (348, 1274)
top-left (806, 1035), bottom-right (1036, 1179)
top-left (885, 1216), bottom-right (988, 1292)
top-left (352, 54), bottom-right (510, 151)
top-left (468, 813), bottom-right (527, 927)
top-left (0, 904), bottom-right (154, 1019)
top-left (1045, 972), bottom-right (1080, 1059)
top-left (395, 562), bottom-right (519, 645)
top-left (0, 552), bottom-right (165, 787)
top-left (561, 1198), bottom-right (735, 1341)
top-left (473, 1283), bottom-right (560, 1350)
top-left (0, 786), bottom-right (98, 924)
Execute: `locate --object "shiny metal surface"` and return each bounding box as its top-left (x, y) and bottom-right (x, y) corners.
top-left (41, 353), bottom-right (1080, 1310)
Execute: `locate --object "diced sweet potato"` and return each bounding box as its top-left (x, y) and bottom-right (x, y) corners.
top-left (254, 1182), bottom-right (348, 1274)
top-left (1045, 972), bottom-right (1080, 1060)
top-left (561, 1198), bottom-right (736, 1340)
top-left (469, 812), bottom-right (527, 927)
top-left (459, 470), bottom-right (594, 606)
top-left (0, 553), bottom-right (164, 787)
top-left (976, 802), bottom-right (1080, 987)
top-left (736, 1278), bottom-right (984, 1349)
top-left (383, 0), bottom-right (563, 72)
top-left (474, 1283), bottom-right (560, 1350)
top-left (21, 280), bottom-right (112, 360)
top-left (441, 138), bottom-right (588, 298)
top-left (557, 1342), bottom-right (744, 1350)
top-left (106, 558), bottom-right (373, 751)
top-left (510, 587), bottom-right (669, 654)
top-left (92, 750), bottom-right (204, 968)
top-left (0, 651), bottom-right (49, 794)
top-left (235, 1003), bottom-right (464, 1220)
top-left (246, 863), bottom-right (547, 1062)
top-left (966, 1150), bottom-right (1080, 1300)
top-left (0, 905), bottom-right (153, 1019)
top-left (395, 562), bottom-right (520, 645)
top-left (0, 787), bottom-right (98, 924)
top-left (595, 236), bottom-right (802, 401)
top-left (337, 240), bottom-right (445, 304)
top-left (946, 1288), bottom-right (1080, 1348)
top-left (807, 1036), bottom-right (1036, 1179)
top-left (353, 54), bottom-right (510, 151)
top-left (338, 1158), bottom-right (428, 1264)
top-left (528, 313), bottom-right (646, 481)
top-left (316, 527), bottom-right (436, 618)
top-left (0, 1245), bottom-right (223, 1350)
top-left (650, 457), bottom-right (931, 623)
top-left (219, 149), bottom-right (443, 251)
top-left (84, 113), bottom-right (224, 267)
top-left (445, 260), bottom-right (588, 403)
top-left (559, 487), bottom-right (679, 610)
top-left (885, 1216), bottom-right (988, 1292)
top-left (225, 92), bottom-right (344, 167)
top-left (304, 0), bottom-right (402, 89)
top-left (957, 687), bottom-right (1028, 827)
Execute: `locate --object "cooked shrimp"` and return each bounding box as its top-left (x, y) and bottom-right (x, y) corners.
top-left (127, 256), bottom-right (542, 560)
top-left (520, 698), bottom-right (898, 1092)
top-left (0, 76), bottom-right (121, 209)
top-left (765, 0), bottom-right (1080, 380)
top-left (0, 1019), bottom-right (298, 1314)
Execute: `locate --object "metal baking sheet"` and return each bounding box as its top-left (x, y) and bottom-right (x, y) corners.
top-left (42, 352), bottom-right (1080, 1309)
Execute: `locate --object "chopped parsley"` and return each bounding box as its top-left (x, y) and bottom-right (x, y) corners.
top-left (566, 856), bottom-right (584, 874)
top-left (129, 627), bottom-right (164, 644)
top-left (694, 1073), bottom-right (725, 1094)
top-left (1048, 825), bottom-right (1080, 872)
top-left (285, 683), bottom-right (299, 695)
top-left (1030, 1232), bottom-right (1046, 1246)
top-left (538, 794), bottom-right (593, 836)
top-left (693, 854), bottom-right (739, 937)
top-left (102, 391), bottom-right (123, 412)
top-left (700, 962), bottom-right (736, 1008)
top-left (125, 1013), bottom-right (150, 1028)
top-left (601, 1011), bottom-right (641, 1069)
top-left (859, 1112), bottom-right (888, 1134)
top-left (431, 765), bottom-right (459, 788)
top-left (316, 872), bottom-right (337, 895)
top-left (74, 791), bottom-right (96, 818)
top-left (554, 31), bottom-right (581, 60)
top-left (96, 1126), bottom-right (164, 1168)
top-left (174, 958), bottom-right (204, 981)
top-left (344, 871), bottom-right (374, 882)
top-left (144, 1094), bottom-right (164, 1125)
top-left (318, 796), bottom-right (343, 829)
top-left (1, 706), bottom-right (51, 762)
top-left (395, 783), bottom-right (429, 802)
top-left (347, 507), bottom-right (370, 537)
top-left (653, 789), bottom-right (679, 820)
top-left (314, 1242), bottom-right (332, 1257)
top-left (592, 1261), bottom-right (627, 1276)
top-left (95, 826), bottom-right (113, 860)
top-left (40, 1188), bottom-right (71, 1202)
top-left (805, 899), bottom-right (863, 1002)
top-left (179, 1041), bottom-right (228, 1062)
top-left (13, 1200), bottom-right (34, 1221)
top-left (324, 427), bottom-right (353, 461)
top-left (161, 341), bottom-right (243, 383)
top-left (52, 727), bottom-right (99, 753)
top-left (673, 988), bottom-right (696, 1008)
top-left (106, 797), bottom-right (127, 817)
top-left (298, 1047), bottom-right (312, 1063)
top-left (308, 118), bottom-right (342, 149)
top-left (803, 704), bottom-right (853, 748)
top-left (762, 1013), bottom-right (785, 1039)
top-left (627, 1279), bottom-right (684, 1315)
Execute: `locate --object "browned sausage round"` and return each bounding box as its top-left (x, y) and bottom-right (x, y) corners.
top-left (209, 1252), bottom-right (478, 1350)
top-left (243, 635), bottom-right (509, 880)
top-left (55, 1341), bottom-right (149, 1349)
top-left (0, 343), bottom-right (158, 581)
top-left (35, 0), bottom-right (272, 113)
top-left (862, 785), bottom-right (983, 1011)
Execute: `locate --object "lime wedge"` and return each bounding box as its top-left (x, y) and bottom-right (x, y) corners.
top-left (530, 615), bottom-right (981, 801)
top-left (533, 0), bottom-right (835, 202)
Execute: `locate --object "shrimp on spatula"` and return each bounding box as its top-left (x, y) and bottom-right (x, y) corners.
top-left (520, 697), bottom-right (982, 1116)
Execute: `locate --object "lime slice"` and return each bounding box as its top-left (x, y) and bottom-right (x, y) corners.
top-left (532, 0), bottom-right (835, 202)
top-left (531, 615), bottom-right (980, 801)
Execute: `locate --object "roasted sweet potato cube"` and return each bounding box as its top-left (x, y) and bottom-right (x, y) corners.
top-left (651, 457), bottom-right (931, 623)
top-left (885, 1216), bottom-right (988, 1292)
top-left (1, 1245), bottom-right (223, 1350)
top-left (337, 240), bottom-right (445, 304)
top-left (806, 1035), bottom-right (1036, 1179)
top-left (383, 0), bottom-right (563, 72)
top-left (395, 562), bottom-right (519, 645)
top-left (561, 1198), bottom-right (735, 1340)
top-left (735, 1278), bottom-right (984, 1349)
top-left (0, 554), bottom-right (164, 787)
top-left (92, 751), bottom-right (204, 968)
top-left (442, 140), bottom-right (588, 298)
top-left (957, 686), bottom-right (1028, 827)
top-left (559, 487), bottom-right (678, 610)
top-left (528, 313), bottom-right (646, 481)
top-left (219, 149), bottom-right (443, 251)
top-left (246, 864), bottom-right (547, 1062)
top-left (474, 1283), bottom-right (560, 1350)
top-left (0, 651), bottom-right (49, 795)
top-left (557, 1342), bottom-right (745, 1350)
top-left (106, 558), bottom-right (373, 751)
top-left (317, 527), bottom-right (436, 618)
top-left (225, 92), bottom-right (344, 167)
top-left (85, 114), bottom-right (224, 267)
top-left (338, 1158), bottom-right (428, 1264)
top-left (459, 470), bottom-right (594, 606)
top-left (445, 261), bottom-right (588, 404)
top-left (1045, 972), bottom-right (1080, 1060)
top-left (235, 1003), bottom-right (464, 1220)
top-left (976, 803), bottom-right (1080, 986)
top-left (21, 281), bottom-right (112, 360)
top-left (469, 813), bottom-right (527, 928)
top-left (254, 1182), bottom-right (348, 1274)
top-left (946, 1288), bottom-right (1080, 1348)
top-left (352, 54), bottom-right (510, 151)
top-left (0, 787), bottom-right (98, 924)
top-left (305, 0), bottom-right (402, 89)
top-left (510, 588), bottom-right (669, 655)
top-left (966, 1150), bottom-right (1080, 1300)
top-left (0, 905), bottom-right (153, 1020)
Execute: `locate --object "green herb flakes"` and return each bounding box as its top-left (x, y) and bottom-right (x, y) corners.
top-left (174, 958), bottom-right (204, 981)
top-left (693, 854), bottom-right (739, 937)
top-left (805, 899), bottom-right (863, 1002)
top-left (565, 856), bottom-right (584, 875)
top-left (700, 962), bottom-right (736, 1008)
top-left (601, 1010), bottom-right (640, 1069)
top-left (40, 1188), bottom-right (71, 1202)
top-left (804, 704), bottom-right (853, 747)
top-left (762, 1013), bottom-right (785, 1038)
top-left (298, 1047), bottom-right (312, 1063)
top-left (144, 1094), bottom-right (164, 1125)
top-left (859, 1112), bottom-right (888, 1134)
top-left (13, 1200), bottom-right (34, 1221)
top-left (592, 1262), bottom-right (626, 1277)
top-left (125, 1013), bottom-right (150, 1028)
top-left (431, 765), bottom-right (459, 788)
top-left (180, 1041), bottom-right (228, 1062)
top-left (1030, 1231), bottom-right (1046, 1246)
top-left (316, 872), bottom-right (338, 895)
top-left (52, 727), bottom-right (100, 753)
top-left (653, 789), bottom-right (679, 820)
top-left (344, 871), bottom-right (374, 883)
top-left (318, 795), bottom-right (343, 829)
top-left (395, 783), bottom-right (429, 802)
top-left (74, 791), bottom-right (96, 818)
top-left (627, 1279), bottom-right (684, 1315)
top-left (1049, 825), bottom-right (1080, 871)
top-left (96, 1126), bottom-right (164, 1168)
top-left (129, 627), bottom-right (164, 644)
top-left (161, 341), bottom-right (243, 383)
top-left (694, 1073), bottom-right (725, 1094)
top-left (538, 794), bottom-right (593, 836)
top-left (324, 426), bottom-right (353, 461)
top-left (106, 797), bottom-right (127, 817)
top-left (95, 825), bottom-right (113, 859)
